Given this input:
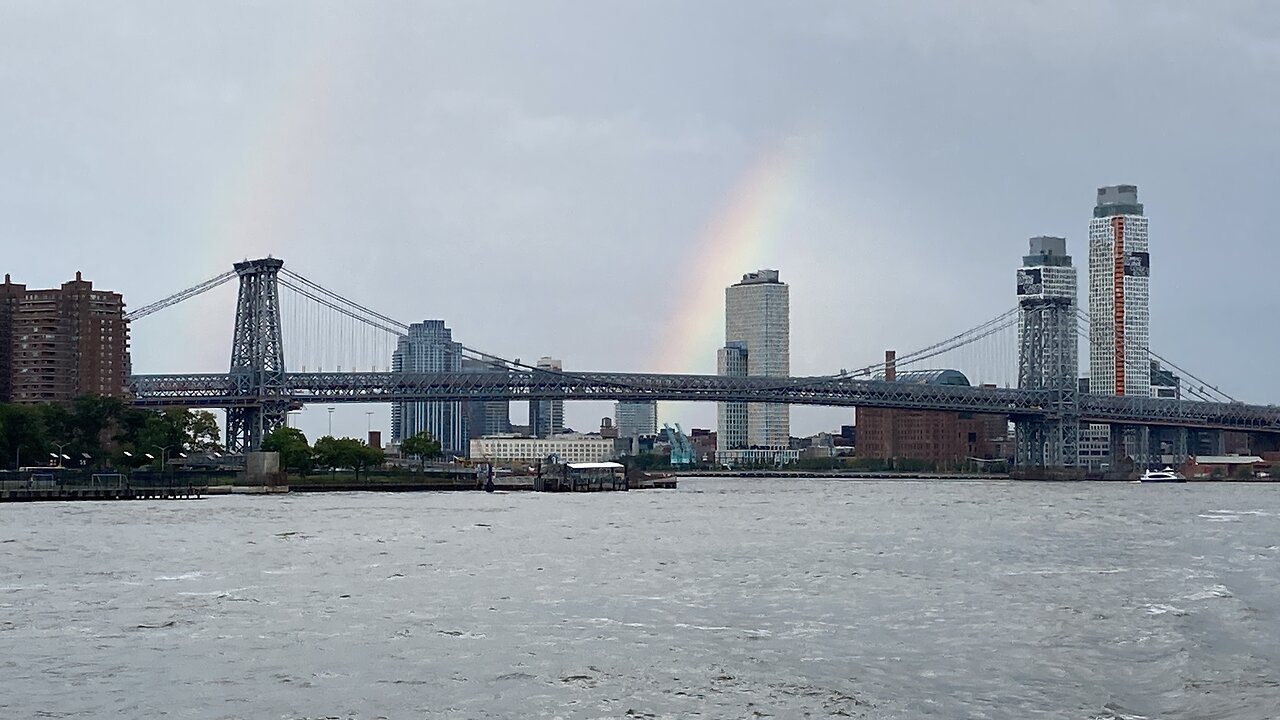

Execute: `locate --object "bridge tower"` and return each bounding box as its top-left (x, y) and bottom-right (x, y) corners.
top-left (225, 258), bottom-right (288, 452)
top-left (1014, 237), bottom-right (1080, 469)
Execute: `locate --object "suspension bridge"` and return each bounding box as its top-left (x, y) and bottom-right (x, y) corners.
top-left (125, 258), bottom-right (1280, 469)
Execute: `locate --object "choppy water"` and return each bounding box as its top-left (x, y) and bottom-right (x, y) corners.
top-left (2, 478), bottom-right (1279, 719)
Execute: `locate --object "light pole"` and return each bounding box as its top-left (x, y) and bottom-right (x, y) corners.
top-left (328, 407), bottom-right (335, 436)
top-left (152, 445), bottom-right (172, 473)
top-left (52, 442), bottom-right (70, 468)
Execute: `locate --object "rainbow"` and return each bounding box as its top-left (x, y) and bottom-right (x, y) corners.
top-left (652, 134), bottom-right (815, 375)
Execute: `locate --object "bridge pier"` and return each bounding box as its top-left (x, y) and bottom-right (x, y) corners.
top-left (1187, 429), bottom-right (1225, 457)
top-left (1107, 424), bottom-right (1155, 475)
top-left (1145, 426), bottom-right (1190, 469)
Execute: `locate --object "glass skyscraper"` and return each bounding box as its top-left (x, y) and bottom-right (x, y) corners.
top-left (390, 320), bottom-right (466, 455)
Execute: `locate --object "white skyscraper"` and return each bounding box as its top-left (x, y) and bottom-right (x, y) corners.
top-left (717, 269), bottom-right (790, 463)
top-left (1088, 184), bottom-right (1150, 397)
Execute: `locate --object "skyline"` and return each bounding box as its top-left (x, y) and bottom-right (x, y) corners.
top-left (3, 2), bottom-right (1277, 441)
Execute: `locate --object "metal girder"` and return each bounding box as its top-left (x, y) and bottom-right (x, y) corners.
top-left (1079, 394), bottom-right (1280, 432)
top-left (225, 259), bottom-right (288, 452)
top-left (1016, 296), bottom-right (1080, 468)
top-left (127, 370), bottom-right (1280, 436)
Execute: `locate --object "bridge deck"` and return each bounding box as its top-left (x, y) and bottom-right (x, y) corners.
top-left (126, 371), bottom-right (1280, 434)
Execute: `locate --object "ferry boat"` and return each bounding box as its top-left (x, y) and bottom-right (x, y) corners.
top-left (1140, 467), bottom-right (1187, 483)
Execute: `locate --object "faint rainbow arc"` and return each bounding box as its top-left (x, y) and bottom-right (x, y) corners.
top-left (653, 137), bottom-right (814, 375)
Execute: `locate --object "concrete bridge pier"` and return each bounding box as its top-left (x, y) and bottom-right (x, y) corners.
top-left (1146, 426), bottom-right (1190, 468)
top-left (1013, 415), bottom-right (1082, 478)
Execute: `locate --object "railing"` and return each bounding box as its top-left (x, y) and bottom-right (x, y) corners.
top-left (0, 470), bottom-right (215, 498)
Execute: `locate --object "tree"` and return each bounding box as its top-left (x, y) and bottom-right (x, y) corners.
top-left (0, 404), bottom-right (48, 469)
top-left (262, 427), bottom-right (313, 476)
top-left (354, 443), bottom-right (385, 478)
top-left (400, 432), bottom-right (443, 467)
top-left (314, 436), bottom-right (384, 481)
top-left (184, 411), bottom-right (222, 452)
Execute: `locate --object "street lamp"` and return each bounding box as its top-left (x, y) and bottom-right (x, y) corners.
top-left (328, 407), bottom-right (335, 436)
top-left (152, 445), bottom-right (173, 472)
top-left (52, 442), bottom-right (70, 468)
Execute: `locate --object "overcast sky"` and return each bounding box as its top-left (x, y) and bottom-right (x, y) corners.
top-left (3, 1), bottom-right (1278, 441)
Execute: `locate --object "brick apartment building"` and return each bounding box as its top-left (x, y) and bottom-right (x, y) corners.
top-left (855, 369), bottom-right (1011, 466)
top-left (0, 272), bottom-right (130, 403)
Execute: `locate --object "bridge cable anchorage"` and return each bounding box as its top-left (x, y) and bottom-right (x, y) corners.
top-left (124, 270), bottom-right (237, 322)
top-left (1074, 308), bottom-right (1235, 403)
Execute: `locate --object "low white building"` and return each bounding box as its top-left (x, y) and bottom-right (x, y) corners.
top-left (470, 433), bottom-right (617, 465)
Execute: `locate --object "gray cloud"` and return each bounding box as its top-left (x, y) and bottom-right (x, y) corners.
top-left (2, 1), bottom-right (1276, 439)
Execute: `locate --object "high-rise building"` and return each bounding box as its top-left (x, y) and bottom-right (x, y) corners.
top-left (1015, 236), bottom-right (1079, 468)
top-left (530, 356), bottom-right (564, 438)
top-left (0, 272), bottom-right (130, 403)
top-left (615, 400), bottom-right (657, 454)
top-left (390, 320), bottom-right (466, 455)
top-left (615, 400), bottom-right (658, 439)
top-left (717, 269), bottom-right (789, 464)
top-left (461, 357), bottom-right (511, 445)
top-left (1088, 184), bottom-right (1150, 397)
top-left (0, 275), bottom-right (22, 402)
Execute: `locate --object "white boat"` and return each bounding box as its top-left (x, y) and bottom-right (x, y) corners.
top-left (1141, 467), bottom-right (1186, 483)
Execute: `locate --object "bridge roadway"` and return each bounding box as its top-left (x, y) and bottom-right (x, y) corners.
top-left (128, 371), bottom-right (1280, 434)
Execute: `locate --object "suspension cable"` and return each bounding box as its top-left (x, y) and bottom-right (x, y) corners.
top-left (125, 270), bottom-right (237, 321)
top-left (1074, 308), bottom-right (1235, 402)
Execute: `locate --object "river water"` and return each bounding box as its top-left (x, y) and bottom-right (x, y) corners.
top-left (2, 478), bottom-right (1279, 719)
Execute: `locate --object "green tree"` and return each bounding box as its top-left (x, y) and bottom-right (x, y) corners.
top-left (68, 395), bottom-right (128, 462)
top-left (262, 427), bottom-right (313, 476)
top-left (134, 409), bottom-right (189, 469)
top-left (0, 404), bottom-right (49, 470)
top-left (400, 431), bottom-right (443, 467)
top-left (183, 411), bottom-right (222, 452)
top-left (354, 442), bottom-right (385, 478)
top-left (314, 436), bottom-right (384, 480)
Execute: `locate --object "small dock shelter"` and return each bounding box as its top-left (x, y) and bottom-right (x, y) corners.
top-left (535, 461), bottom-right (628, 492)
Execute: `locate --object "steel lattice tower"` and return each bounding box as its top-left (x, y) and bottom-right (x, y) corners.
top-left (1014, 237), bottom-right (1080, 469)
top-left (226, 258), bottom-right (287, 452)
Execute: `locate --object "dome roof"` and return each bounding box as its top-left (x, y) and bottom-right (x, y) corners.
top-left (871, 369), bottom-right (971, 386)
